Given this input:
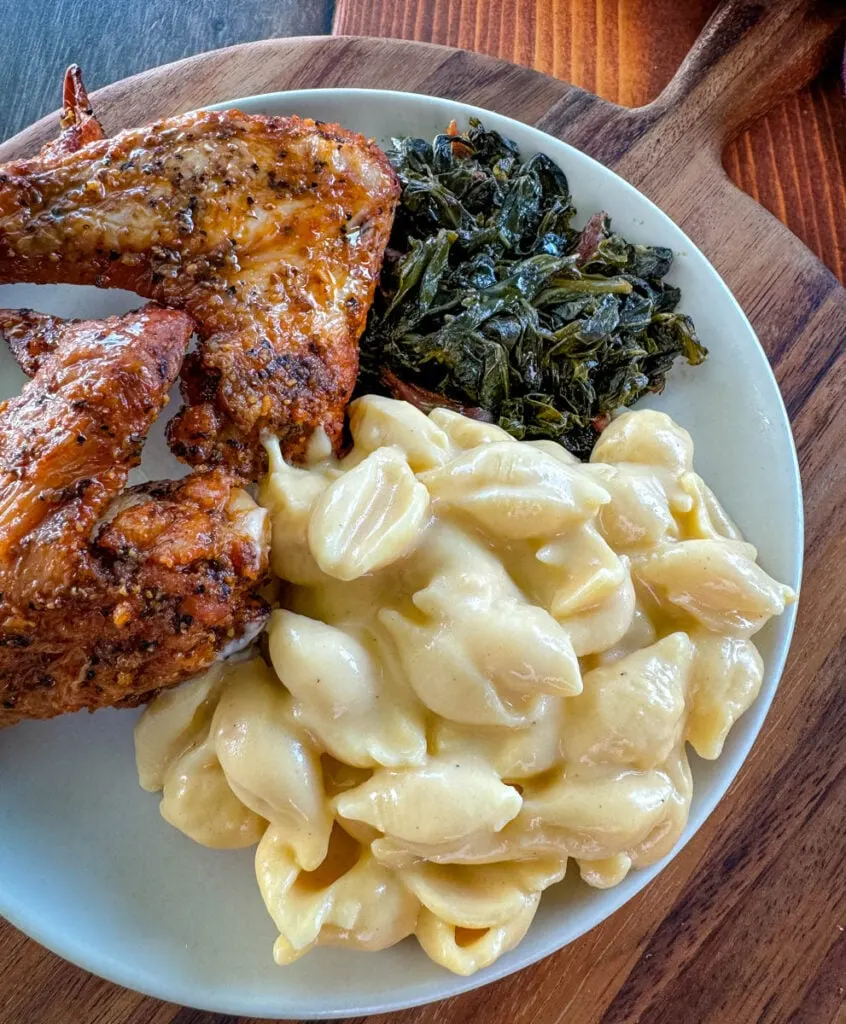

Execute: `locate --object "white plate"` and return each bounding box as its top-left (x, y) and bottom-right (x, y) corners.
top-left (0, 89), bottom-right (802, 1018)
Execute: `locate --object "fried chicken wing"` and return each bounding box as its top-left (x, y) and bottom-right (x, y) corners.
top-left (0, 306), bottom-right (270, 726)
top-left (0, 68), bottom-right (400, 479)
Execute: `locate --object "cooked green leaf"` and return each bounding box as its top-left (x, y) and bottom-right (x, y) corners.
top-left (360, 117), bottom-right (708, 457)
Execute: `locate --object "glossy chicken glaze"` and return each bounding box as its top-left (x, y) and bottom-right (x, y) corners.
top-left (0, 305), bottom-right (190, 600)
top-left (0, 106), bottom-right (400, 478)
top-left (40, 63), bottom-right (105, 162)
top-left (0, 307), bottom-right (270, 725)
top-left (0, 306), bottom-right (111, 377)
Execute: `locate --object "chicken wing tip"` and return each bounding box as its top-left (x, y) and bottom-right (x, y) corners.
top-left (61, 65), bottom-right (93, 122)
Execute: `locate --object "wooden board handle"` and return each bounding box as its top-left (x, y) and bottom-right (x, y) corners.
top-left (653, 0), bottom-right (845, 147)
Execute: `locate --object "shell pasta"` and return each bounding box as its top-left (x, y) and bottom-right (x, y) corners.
top-left (135, 397), bottom-right (796, 975)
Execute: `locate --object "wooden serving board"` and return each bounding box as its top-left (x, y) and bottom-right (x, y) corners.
top-left (1, 2), bottom-right (845, 1022)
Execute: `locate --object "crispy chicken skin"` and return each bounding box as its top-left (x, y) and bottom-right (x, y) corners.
top-left (0, 471), bottom-right (269, 726)
top-left (0, 307), bottom-right (73, 376)
top-left (0, 305), bottom-right (191, 605)
top-left (0, 306), bottom-right (270, 726)
top-left (0, 70), bottom-right (400, 479)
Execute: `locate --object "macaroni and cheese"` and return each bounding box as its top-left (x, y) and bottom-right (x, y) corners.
top-left (135, 397), bottom-right (796, 975)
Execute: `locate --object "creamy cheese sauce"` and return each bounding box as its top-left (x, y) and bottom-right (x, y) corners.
top-left (135, 397), bottom-right (796, 975)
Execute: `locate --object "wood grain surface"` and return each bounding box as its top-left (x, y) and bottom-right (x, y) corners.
top-left (334, 0), bottom-right (846, 283)
top-left (0, 0), bottom-right (333, 140)
top-left (0, 4), bottom-right (845, 1024)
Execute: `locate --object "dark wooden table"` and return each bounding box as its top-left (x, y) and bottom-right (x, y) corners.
top-left (0, 4), bottom-right (844, 1024)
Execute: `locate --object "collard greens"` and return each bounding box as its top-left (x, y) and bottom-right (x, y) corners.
top-left (359, 118), bottom-right (707, 459)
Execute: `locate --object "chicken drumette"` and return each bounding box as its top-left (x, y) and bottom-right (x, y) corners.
top-left (0, 305), bottom-right (269, 726)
